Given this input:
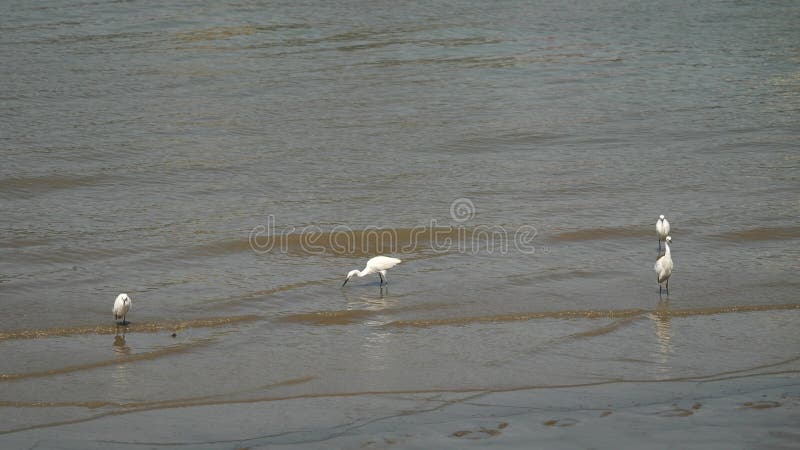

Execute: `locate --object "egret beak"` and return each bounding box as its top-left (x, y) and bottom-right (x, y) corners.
top-left (342, 277), bottom-right (350, 286)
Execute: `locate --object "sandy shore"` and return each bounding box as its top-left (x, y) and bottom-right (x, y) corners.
top-left (3, 370), bottom-right (798, 449)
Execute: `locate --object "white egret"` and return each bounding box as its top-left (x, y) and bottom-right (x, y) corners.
top-left (342, 256), bottom-right (402, 286)
top-left (656, 214), bottom-right (670, 251)
top-left (113, 293), bottom-right (132, 325)
top-left (654, 236), bottom-right (673, 295)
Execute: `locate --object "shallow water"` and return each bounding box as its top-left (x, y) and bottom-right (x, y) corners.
top-left (1, 0), bottom-right (799, 446)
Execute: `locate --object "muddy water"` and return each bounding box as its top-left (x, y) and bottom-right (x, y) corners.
top-left (1, 0), bottom-right (799, 446)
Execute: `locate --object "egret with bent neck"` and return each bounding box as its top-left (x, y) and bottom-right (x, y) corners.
top-left (342, 256), bottom-right (402, 286)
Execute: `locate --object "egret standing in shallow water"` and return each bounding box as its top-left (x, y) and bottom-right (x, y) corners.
top-left (654, 236), bottom-right (673, 295)
top-left (342, 256), bottom-right (402, 286)
top-left (656, 214), bottom-right (670, 251)
top-left (113, 293), bottom-right (132, 325)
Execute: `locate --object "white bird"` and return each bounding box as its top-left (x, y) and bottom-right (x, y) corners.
top-left (654, 236), bottom-right (673, 295)
top-left (342, 256), bottom-right (402, 286)
top-left (113, 293), bottom-right (132, 325)
top-left (656, 214), bottom-right (670, 251)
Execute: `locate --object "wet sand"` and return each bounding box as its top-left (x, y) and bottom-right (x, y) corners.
top-left (1, 371), bottom-right (797, 449)
top-left (1, 303), bottom-right (798, 449)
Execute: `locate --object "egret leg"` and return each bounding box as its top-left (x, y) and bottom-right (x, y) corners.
top-left (665, 279), bottom-right (669, 295)
top-left (378, 273), bottom-right (385, 286)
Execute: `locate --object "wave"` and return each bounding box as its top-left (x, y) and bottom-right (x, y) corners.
top-left (194, 227), bottom-right (475, 258)
top-left (0, 315), bottom-right (260, 341)
top-left (175, 25), bottom-right (260, 42)
top-left (549, 226), bottom-right (654, 242)
top-left (563, 316), bottom-right (640, 339)
top-left (1, 337), bottom-right (217, 382)
top-left (0, 174), bottom-right (109, 199)
top-left (0, 376), bottom-right (315, 409)
top-left (383, 308), bottom-right (646, 328)
top-left (278, 309), bottom-right (377, 326)
top-left (383, 303), bottom-right (800, 329)
top-left (659, 304), bottom-right (800, 317)
top-left (715, 226), bottom-right (800, 242)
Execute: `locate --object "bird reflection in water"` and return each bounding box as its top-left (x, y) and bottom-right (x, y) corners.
top-left (110, 333), bottom-right (132, 402)
top-left (341, 285), bottom-right (393, 310)
top-left (342, 285), bottom-right (393, 377)
top-left (650, 298), bottom-right (674, 375)
top-left (112, 333), bottom-right (131, 356)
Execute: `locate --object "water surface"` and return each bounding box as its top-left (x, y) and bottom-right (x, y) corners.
top-left (1, 0), bottom-right (798, 446)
